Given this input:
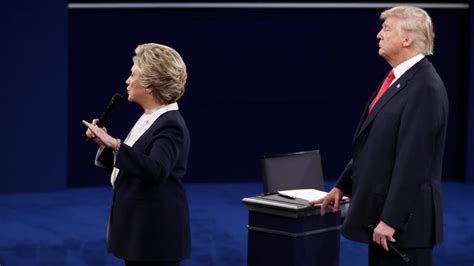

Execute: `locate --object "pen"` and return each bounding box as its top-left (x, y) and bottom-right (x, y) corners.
top-left (277, 193), bottom-right (296, 200)
top-left (261, 192), bottom-right (277, 196)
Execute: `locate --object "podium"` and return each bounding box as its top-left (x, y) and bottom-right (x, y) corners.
top-left (242, 194), bottom-right (345, 266)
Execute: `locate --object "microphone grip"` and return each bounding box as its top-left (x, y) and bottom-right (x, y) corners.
top-left (96, 95), bottom-right (122, 127)
top-left (85, 93), bottom-right (123, 143)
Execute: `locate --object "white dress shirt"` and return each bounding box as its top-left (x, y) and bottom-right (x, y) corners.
top-left (390, 54), bottom-right (425, 86)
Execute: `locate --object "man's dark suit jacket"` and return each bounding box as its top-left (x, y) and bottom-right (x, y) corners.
top-left (335, 58), bottom-right (448, 248)
top-left (98, 110), bottom-right (191, 261)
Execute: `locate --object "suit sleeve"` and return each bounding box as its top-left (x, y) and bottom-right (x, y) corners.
top-left (96, 147), bottom-right (114, 171)
top-left (335, 159), bottom-right (353, 197)
top-left (114, 119), bottom-right (184, 184)
top-left (380, 78), bottom-right (447, 230)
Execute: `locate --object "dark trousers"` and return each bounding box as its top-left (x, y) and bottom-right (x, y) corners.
top-left (124, 260), bottom-right (180, 266)
top-left (368, 243), bottom-right (433, 266)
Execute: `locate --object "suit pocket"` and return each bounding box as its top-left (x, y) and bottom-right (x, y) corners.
top-left (396, 187), bottom-right (435, 247)
top-left (366, 192), bottom-right (386, 227)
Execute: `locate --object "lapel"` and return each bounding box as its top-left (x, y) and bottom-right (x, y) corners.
top-left (352, 76), bottom-right (386, 144)
top-left (132, 115), bottom-right (161, 149)
top-left (115, 116), bottom-right (162, 184)
top-left (353, 58), bottom-right (430, 144)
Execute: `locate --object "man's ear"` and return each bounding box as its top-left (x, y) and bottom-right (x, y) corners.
top-left (402, 36), bottom-right (414, 48)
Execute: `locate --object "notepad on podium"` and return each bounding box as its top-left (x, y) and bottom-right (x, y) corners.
top-left (278, 188), bottom-right (350, 202)
top-left (242, 189), bottom-right (349, 217)
top-left (277, 188), bottom-right (328, 201)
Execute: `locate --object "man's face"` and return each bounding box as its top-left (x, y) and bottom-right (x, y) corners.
top-left (377, 16), bottom-right (405, 62)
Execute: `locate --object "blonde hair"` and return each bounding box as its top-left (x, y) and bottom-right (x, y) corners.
top-left (381, 6), bottom-right (435, 55)
top-left (133, 43), bottom-right (187, 104)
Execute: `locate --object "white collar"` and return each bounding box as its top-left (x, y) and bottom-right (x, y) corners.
top-left (128, 102), bottom-right (179, 142)
top-left (143, 102), bottom-right (179, 120)
top-left (392, 54), bottom-right (425, 82)
top-left (110, 102), bottom-right (180, 186)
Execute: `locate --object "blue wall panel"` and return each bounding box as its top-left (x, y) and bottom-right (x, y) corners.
top-left (466, 0), bottom-right (474, 183)
top-left (0, 1), bottom-right (68, 193)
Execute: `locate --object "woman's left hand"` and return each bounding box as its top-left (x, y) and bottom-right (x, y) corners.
top-left (82, 120), bottom-right (119, 150)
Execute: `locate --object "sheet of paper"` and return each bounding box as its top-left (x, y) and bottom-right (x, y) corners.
top-left (277, 189), bottom-right (328, 202)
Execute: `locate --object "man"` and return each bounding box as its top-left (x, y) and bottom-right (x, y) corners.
top-left (311, 6), bottom-right (448, 265)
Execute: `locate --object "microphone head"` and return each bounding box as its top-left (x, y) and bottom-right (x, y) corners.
top-left (111, 93), bottom-right (124, 105)
top-left (96, 93), bottom-right (124, 128)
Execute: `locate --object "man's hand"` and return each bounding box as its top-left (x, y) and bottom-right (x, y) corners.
top-left (309, 187), bottom-right (344, 216)
top-left (373, 220), bottom-right (396, 251)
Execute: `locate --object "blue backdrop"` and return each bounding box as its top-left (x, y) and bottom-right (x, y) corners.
top-left (466, 0), bottom-right (474, 183)
top-left (1, 0), bottom-right (68, 193)
top-left (1, 1), bottom-right (471, 193)
top-left (69, 6), bottom-right (469, 187)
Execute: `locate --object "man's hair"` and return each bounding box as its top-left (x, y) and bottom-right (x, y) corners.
top-left (381, 6), bottom-right (435, 55)
top-left (133, 43), bottom-right (187, 104)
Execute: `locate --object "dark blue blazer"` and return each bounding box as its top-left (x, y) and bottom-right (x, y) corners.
top-left (335, 58), bottom-right (448, 248)
top-left (98, 110), bottom-right (191, 261)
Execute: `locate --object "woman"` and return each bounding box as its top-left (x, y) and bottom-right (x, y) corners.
top-left (83, 43), bottom-right (191, 266)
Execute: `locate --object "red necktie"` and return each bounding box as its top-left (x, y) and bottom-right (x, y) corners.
top-left (369, 70), bottom-right (395, 113)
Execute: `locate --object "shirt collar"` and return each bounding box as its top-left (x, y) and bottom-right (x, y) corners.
top-left (392, 54), bottom-right (425, 81)
top-left (144, 102), bottom-right (179, 119)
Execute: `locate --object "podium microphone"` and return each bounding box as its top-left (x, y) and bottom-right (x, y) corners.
top-left (86, 93), bottom-right (124, 141)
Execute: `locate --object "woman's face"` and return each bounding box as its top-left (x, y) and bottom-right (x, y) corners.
top-left (125, 64), bottom-right (148, 103)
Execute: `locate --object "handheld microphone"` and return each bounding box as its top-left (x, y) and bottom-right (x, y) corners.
top-left (367, 224), bottom-right (410, 263)
top-left (86, 93), bottom-right (123, 142)
top-left (96, 93), bottom-right (124, 128)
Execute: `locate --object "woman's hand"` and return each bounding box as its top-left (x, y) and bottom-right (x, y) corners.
top-left (83, 119), bottom-right (118, 150)
top-left (84, 119), bottom-right (103, 143)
